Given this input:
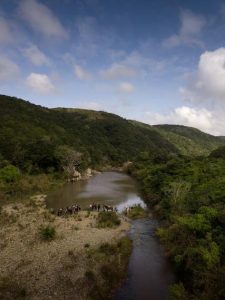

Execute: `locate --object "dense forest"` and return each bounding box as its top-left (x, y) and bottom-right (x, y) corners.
top-left (1, 94), bottom-right (225, 299)
top-left (129, 150), bottom-right (225, 299)
top-left (0, 94), bottom-right (178, 199)
top-left (0, 95), bottom-right (178, 170)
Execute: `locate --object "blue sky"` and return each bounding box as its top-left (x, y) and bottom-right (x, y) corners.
top-left (1, 0), bottom-right (225, 135)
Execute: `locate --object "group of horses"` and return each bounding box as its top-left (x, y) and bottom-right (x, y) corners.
top-left (89, 203), bottom-right (116, 212)
top-left (57, 204), bottom-right (81, 216)
top-left (56, 203), bottom-right (117, 216)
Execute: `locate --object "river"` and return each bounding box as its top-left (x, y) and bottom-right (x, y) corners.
top-left (47, 171), bottom-right (174, 300)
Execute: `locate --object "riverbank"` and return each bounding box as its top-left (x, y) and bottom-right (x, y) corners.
top-left (0, 195), bottom-right (131, 299)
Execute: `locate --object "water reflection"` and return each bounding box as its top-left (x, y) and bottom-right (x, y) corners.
top-left (47, 171), bottom-right (146, 211)
top-left (47, 171), bottom-right (174, 299)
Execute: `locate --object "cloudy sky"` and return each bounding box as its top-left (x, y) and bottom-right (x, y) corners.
top-left (1, 0), bottom-right (225, 135)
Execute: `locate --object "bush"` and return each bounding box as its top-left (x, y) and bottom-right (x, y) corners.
top-left (85, 270), bottom-right (96, 282)
top-left (169, 282), bottom-right (187, 300)
top-left (39, 225), bottom-right (56, 241)
top-left (126, 205), bottom-right (147, 220)
top-left (0, 165), bottom-right (20, 183)
top-left (97, 212), bottom-right (120, 228)
top-left (0, 277), bottom-right (27, 299)
top-left (86, 237), bottom-right (132, 299)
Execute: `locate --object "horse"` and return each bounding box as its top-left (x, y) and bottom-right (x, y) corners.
top-left (57, 208), bottom-right (63, 216)
top-left (103, 205), bottom-right (114, 212)
top-left (90, 203), bottom-right (98, 211)
top-left (65, 206), bottom-right (73, 215)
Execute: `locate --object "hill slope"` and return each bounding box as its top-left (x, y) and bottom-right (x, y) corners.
top-left (0, 95), bottom-right (178, 171)
top-left (129, 121), bottom-right (224, 156)
top-left (153, 124), bottom-right (224, 156)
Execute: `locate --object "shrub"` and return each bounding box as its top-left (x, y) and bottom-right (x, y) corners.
top-left (39, 225), bottom-right (56, 241)
top-left (126, 205), bottom-right (147, 220)
top-left (168, 282), bottom-right (187, 300)
top-left (85, 270), bottom-right (95, 281)
top-left (0, 165), bottom-right (20, 183)
top-left (0, 277), bottom-right (27, 299)
top-left (97, 212), bottom-right (121, 228)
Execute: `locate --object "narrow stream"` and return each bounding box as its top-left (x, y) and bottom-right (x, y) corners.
top-left (114, 218), bottom-right (174, 300)
top-left (47, 171), bottom-right (174, 299)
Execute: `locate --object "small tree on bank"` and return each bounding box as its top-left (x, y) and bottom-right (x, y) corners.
top-left (55, 146), bottom-right (82, 180)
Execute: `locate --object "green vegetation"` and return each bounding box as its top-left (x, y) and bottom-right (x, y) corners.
top-left (1, 94), bottom-right (225, 298)
top-left (131, 121), bottom-right (224, 156)
top-left (39, 225), bottom-right (56, 241)
top-left (129, 151), bottom-right (225, 299)
top-left (1, 95), bottom-right (224, 201)
top-left (126, 205), bottom-right (148, 219)
top-left (0, 95), bottom-right (177, 172)
top-left (154, 124), bottom-right (224, 156)
top-left (0, 94), bottom-right (180, 201)
top-left (0, 277), bottom-right (27, 299)
top-left (97, 212), bottom-right (121, 228)
top-left (85, 237), bottom-right (132, 299)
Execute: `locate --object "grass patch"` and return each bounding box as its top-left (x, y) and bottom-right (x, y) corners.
top-left (85, 270), bottom-right (96, 282)
top-left (97, 212), bottom-right (121, 228)
top-left (85, 237), bottom-right (132, 299)
top-left (39, 225), bottom-right (56, 241)
top-left (126, 205), bottom-right (147, 220)
top-left (0, 277), bottom-right (27, 299)
top-left (85, 211), bottom-right (91, 218)
top-left (72, 225), bottom-right (79, 231)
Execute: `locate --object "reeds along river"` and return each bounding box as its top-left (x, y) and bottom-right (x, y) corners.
top-left (47, 171), bottom-right (175, 300)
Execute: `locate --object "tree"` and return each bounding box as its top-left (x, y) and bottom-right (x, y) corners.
top-left (55, 146), bottom-right (82, 179)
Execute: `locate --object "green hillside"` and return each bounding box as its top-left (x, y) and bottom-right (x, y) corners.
top-left (129, 121), bottom-right (224, 156)
top-left (153, 124), bottom-right (224, 156)
top-left (0, 95), bottom-right (178, 172)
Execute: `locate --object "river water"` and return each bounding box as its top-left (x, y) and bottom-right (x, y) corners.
top-left (47, 171), bottom-right (174, 299)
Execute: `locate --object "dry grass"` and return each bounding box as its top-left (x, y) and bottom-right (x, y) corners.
top-left (0, 195), bottom-right (130, 299)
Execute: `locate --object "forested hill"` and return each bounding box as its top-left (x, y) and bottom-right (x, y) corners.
top-left (0, 95), bottom-right (178, 172)
top-left (153, 124), bottom-right (224, 156)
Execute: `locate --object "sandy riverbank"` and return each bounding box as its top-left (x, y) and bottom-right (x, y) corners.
top-left (0, 195), bottom-right (130, 299)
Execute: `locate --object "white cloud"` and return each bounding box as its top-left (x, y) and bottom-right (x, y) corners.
top-left (174, 47), bottom-right (225, 135)
top-left (181, 47), bottom-right (225, 102)
top-left (26, 73), bottom-right (56, 94)
top-left (81, 101), bottom-right (102, 110)
top-left (144, 106), bottom-right (214, 134)
top-left (24, 45), bottom-right (50, 66)
top-left (19, 0), bottom-right (68, 38)
top-left (0, 17), bottom-right (13, 43)
top-left (101, 63), bottom-right (137, 80)
top-left (196, 48), bottom-right (225, 99)
top-left (74, 65), bottom-right (92, 80)
top-left (100, 50), bottom-right (170, 81)
top-left (0, 56), bottom-right (20, 80)
top-left (118, 82), bottom-right (135, 93)
top-left (163, 9), bottom-right (206, 48)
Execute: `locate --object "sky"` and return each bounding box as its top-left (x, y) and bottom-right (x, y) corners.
top-left (2, 0), bottom-right (225, 135)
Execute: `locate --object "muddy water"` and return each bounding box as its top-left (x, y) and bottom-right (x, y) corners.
top-left (47, 171), bottom-right (146, 212)
top-left (47, 171), bottom-right (174, 299)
